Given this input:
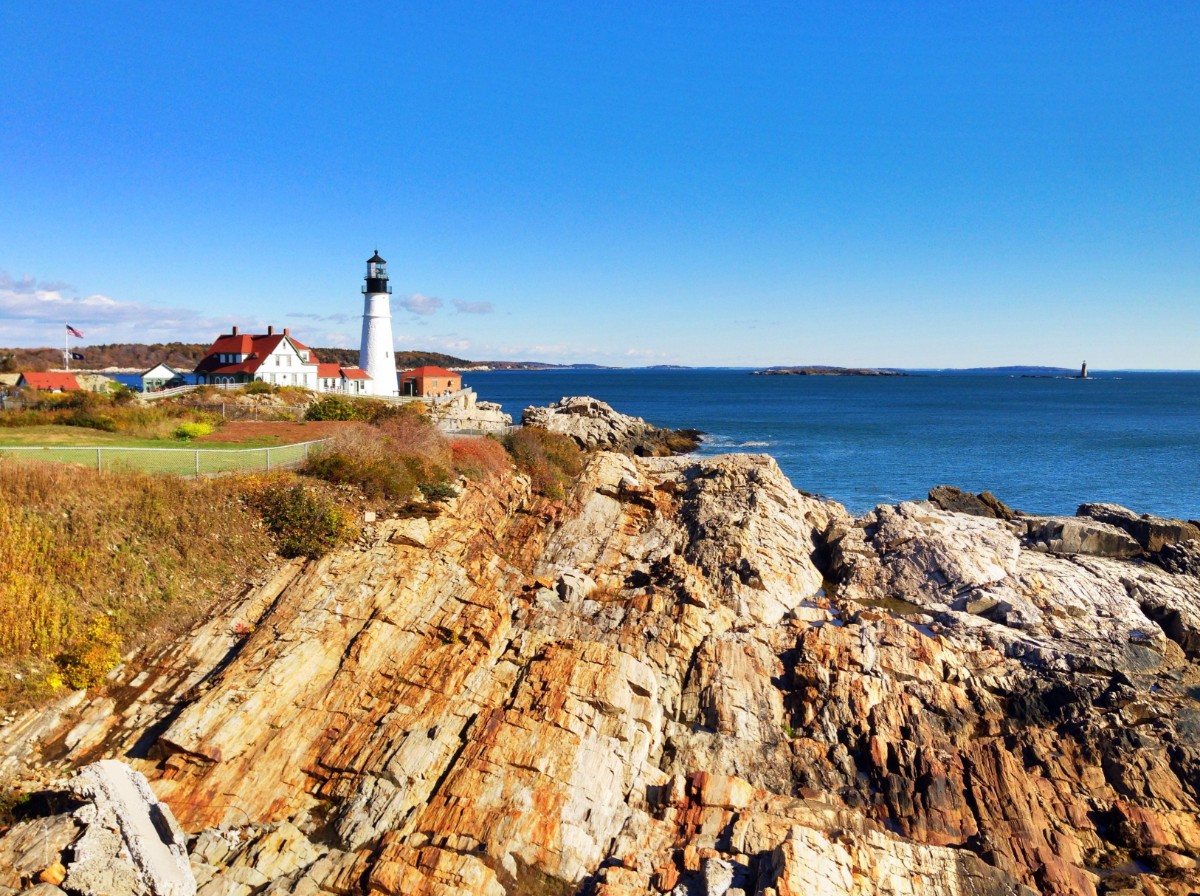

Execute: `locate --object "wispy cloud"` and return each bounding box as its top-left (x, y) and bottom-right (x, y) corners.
top-left (400, 293), bottom-right (442, 316)
top-left (407, 333), bottom-right (472, 353)
top-left (289, 311), bottom-right (355, 325)
top-left (0, 271), bottom-right (234, 347)
top-left (451, 298), bottom-right (494, 315)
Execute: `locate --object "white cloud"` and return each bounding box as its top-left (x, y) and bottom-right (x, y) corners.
top-left (0, 271), bottom-right (234, 347)
top-left (399, 293), bottom-right (443, 315)
top-left (451, 298), bottom-right (494, 314)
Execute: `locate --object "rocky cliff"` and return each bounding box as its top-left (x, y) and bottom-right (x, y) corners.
top-left (1, 450), bottom-right (1199, 896)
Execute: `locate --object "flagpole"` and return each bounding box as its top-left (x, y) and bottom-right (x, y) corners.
top-left (64, 323), bottom-right (69, 371)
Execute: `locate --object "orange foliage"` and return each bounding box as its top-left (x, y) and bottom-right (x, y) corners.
top-left (450, 437), bottom-right (511, 480)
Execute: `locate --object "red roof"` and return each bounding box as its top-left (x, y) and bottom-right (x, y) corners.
top-left (316, 362), bottom-right (370, 380)
top-left (402, 366), bottom-right (460, 378)
top-left (20, 371), bottom-right (81, 391)
top-left (194, 330), bottom-right (317, 376)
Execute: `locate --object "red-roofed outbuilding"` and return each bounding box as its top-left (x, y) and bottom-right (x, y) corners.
top-left (18, 371), bottom-right (81, 392)
top-left (399, 366), bottom-right (462, 397)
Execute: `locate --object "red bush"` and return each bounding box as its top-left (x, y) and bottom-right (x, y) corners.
top-left (450, 437), bottom-right (511, 479)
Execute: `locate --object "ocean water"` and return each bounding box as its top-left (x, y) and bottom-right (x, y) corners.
top-left (467, 369), bottom-right (1200, 519)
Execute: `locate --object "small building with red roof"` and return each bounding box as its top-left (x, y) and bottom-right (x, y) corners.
top-left (194, 326), bottom-right (371, 394)
top-left (399, 365), bottom-right (462, 398)
top-left (18, 371), bottom-right (81, 392)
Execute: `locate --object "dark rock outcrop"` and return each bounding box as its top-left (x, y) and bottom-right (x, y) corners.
top-left (1078, 502), bottom-right (1200, 552)
top-left (928, 485), bottom-right (1016, 520)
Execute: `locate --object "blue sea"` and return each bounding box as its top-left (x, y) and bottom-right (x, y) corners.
top-left (466, 369), bottom-right (1200, 519)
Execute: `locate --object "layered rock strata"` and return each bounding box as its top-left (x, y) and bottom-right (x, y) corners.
top-left (1, 453), bottom-right (1198, 896)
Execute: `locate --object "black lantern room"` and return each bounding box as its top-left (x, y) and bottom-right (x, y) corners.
top-left (364, 250), bottom-right (392, 295)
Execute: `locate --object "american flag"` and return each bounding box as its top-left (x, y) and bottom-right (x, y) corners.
top-left (66, 324), bottom-right (84, 338)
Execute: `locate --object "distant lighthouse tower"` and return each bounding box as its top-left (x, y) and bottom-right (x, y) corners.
top-left (359, 250), bottom-right (397, 396)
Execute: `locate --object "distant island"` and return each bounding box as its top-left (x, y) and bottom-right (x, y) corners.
top-left (752, 366), bottom-right (907, 377)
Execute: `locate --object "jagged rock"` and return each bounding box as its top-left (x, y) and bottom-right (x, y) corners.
top-left (928, 485), bottom-right (1016, 520)
top-left (1078, 502), bottom-right (1200, 552)
top-left (761, 825), bottom-right (1039, 895)
top-left (522, 395), bottom-right (700, 454)
top-left (2, 443), bottom-right (1200, 896)
top-left (432, 390), bottom-right (513, 434)
top-left (0, 761), bottom-right (194, 896)
top-left (523, 395), bottom-right (655, 449)
top-left (66, 761), bottom-right (196, 896)
top-left (1151, 539), bottom-right (1200, 576)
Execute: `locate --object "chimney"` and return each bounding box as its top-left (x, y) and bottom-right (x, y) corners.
top-left (267, 325), bottom-right (274, 336)
top-left (284, 327), bottom-right (290, 337)
top-left (231, 326), bottom-right (239, 336)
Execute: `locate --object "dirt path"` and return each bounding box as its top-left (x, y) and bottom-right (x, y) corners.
top-left (197, 420), bottom-right (353, 444)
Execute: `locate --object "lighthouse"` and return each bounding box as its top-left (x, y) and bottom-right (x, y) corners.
top-left (359, 250), bottom-right (397, 396)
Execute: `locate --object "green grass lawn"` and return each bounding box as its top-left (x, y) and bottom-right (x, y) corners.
top-left (0, 425), bottom-right (284, 449)
top-left (0, 426), bottom-right (325, 475)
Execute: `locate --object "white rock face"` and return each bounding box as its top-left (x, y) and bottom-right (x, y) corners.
top-left (433, 389), bottom-right (513, 433)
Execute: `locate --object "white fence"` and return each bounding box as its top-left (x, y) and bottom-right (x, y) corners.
top-left (0, 439), bottom-right (330, 476)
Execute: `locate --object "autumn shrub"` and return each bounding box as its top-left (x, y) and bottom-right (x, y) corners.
top-left (110, 384), bottom-right (137, 405)
top-left (305, 395), bottom-right (403, 423)
top-left (0, 407), bottom-right (60, 427)
top-left (254, 478), bottom-right (354, 559)
top-left (367, 400), bottom-right (428, 424)
top-left (64, 409), bottom-right (118, 432)
top-left (303, 424), bottom-right (415, 498)
top-left (241, 380), bottom-right (276, 395)
top-left (174, 421), bottom-right (214, 440)
top-left (418, 481), bottom-right (459, 502)
top-left (375, 412), bottom-right (452, 470)
top-left (59, 615), bottom-right (124, 690)
top-left (301, 411), bottom-right (457, 504)
top-left (503, 427), bottom-right (583, 499)
top-left (450, 436), bottom-right (511, 480)
top-left (305, 395), bottom-right (359, 421)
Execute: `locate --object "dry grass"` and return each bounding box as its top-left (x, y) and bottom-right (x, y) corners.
top-left (301, 413), bottom-right (456, 504)
top-left (0, 457), bottom-right (273, 708)
top-left (503, 427), bottom-right (583, 499)
top-left (0, 392), bottom-right (222, 440)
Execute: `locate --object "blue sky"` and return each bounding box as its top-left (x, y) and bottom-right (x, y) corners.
top-left (1, 2), bottom-right (1197, 367)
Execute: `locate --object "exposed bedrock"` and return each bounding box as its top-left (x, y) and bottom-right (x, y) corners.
top-left (522, 395), bottom-right (702, 455)
top-left (1, 455), bottom-right (1198, 895)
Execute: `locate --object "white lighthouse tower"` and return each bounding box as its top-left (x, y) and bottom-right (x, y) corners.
top-left (358, 250), bottom-right (397, 396)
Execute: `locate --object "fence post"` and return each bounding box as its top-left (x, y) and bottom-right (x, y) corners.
top-left (96, 447), bottom-right (102, 472)
top-left (266, 447), bottom-right (271, 472)
top-left (221, 403), bottom-right (226, 418)
top-left (195, 450), bottom-right (200, 476)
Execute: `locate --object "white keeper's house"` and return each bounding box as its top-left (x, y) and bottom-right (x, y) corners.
top-left (193, 325), bottom-right (371, 394)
